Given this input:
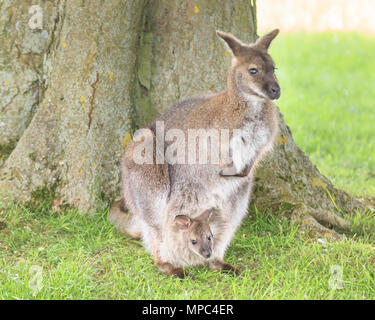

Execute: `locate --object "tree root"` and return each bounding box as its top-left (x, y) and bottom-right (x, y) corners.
top-left (291, 206), bottom-right (350, 241)
top-left (308, 207), bottom-right (350, 231)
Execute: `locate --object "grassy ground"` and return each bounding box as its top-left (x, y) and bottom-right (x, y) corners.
top-left (1, 201), bottom-right (375, 299)
top-left (1, 32), bottom-right (375, 299)
top-left (270, 32), bottom-right (375, 198)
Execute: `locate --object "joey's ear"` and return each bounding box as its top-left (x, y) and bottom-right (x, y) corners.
top-left (174, 215), bottom-right (192, 230)
top-left (196, 209), bottom-right (214, 222)
top-left (216, 30), bottom-right (244, 56)
top-left (255, 29), bottom-right (279, 51)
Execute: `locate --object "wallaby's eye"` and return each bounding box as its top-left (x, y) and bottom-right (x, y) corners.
top-left (273, 67), bottom-right (278, 73)
top-left (191, 240), bottom-right (197, 245)
top-left (208, 235), bottom-right (213, 241)
top-left (248, 68), bottom-right (258, 75)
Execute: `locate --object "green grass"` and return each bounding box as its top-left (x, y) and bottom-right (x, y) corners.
top-left (1, 32), bottom-right (375, 300)
top-left (270, 32), bottom-right (375, 197)
top-left (1, 202), bottom-right (375, 300)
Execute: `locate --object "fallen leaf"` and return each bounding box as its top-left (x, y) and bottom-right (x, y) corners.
top-left (122, 133), bottom-right (132, 149)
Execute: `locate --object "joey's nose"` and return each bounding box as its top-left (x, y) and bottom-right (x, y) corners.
top-left (268, 84), bottom-right (281, 100)
top-left (202, 250), bottom-right (211, 259)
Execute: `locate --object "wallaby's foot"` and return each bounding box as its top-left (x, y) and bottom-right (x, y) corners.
top-left (208, 259), bottom-right (241, 276)
top-left (155, 261), bottom-right (189, 279)
top-left (108, 199), bottom-right (141, 239)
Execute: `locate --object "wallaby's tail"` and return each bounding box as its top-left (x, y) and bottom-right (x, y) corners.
top-left (108, 198), bottom-right (141, 240)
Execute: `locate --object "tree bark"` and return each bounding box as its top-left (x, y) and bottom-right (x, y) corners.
top-left (0, 1), bottom-right (57, 165)
top-left (0, 0), bottom-right (152, 210)
top-left (0, 0), bottom-right (364, 233)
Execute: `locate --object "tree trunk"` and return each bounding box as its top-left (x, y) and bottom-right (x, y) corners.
top-left (1, 0), bottom-right (147, 210)
top-left (0, 1), bottom-right (364, 234)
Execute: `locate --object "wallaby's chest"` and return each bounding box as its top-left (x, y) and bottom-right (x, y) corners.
top-left (229, 102), bottom-right (271, 172)
top-left (165, 99), bottom-right (275, 216)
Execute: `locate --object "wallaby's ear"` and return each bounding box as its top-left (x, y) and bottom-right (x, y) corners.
top-left (174, 215), bottom-right (192, 230)
top-left (216, 30), bottom-right (243, 56)
top-left (255, 29), bottom-right (279, 51)
top-left (196, 209), bottom-right (214, 222)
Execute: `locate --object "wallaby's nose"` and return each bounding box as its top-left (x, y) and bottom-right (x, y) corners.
top-left (268, 84), bottom-right (281, 100)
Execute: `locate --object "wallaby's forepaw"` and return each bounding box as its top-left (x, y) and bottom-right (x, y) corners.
top-left (219, 167), bottom-right (237, 176)
top-left (178, 271), bottom-right (196, 280)
top-left (209, 260), bottom-right (241, 276)
top-left (172, 268), bottom-right (186, 279)
top-left (155, 261), bottom-right (189, 279)
top-left (219, 163), bottom-right (252, 178)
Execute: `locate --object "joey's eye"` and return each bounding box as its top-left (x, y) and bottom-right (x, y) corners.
top-left (208, 235), bottom-right (213, 241)
top-left (273, 67), bottom-right (278, 72)
top-left (248, 68), bottom-right (258, 75)
top-left (191, 240), bottom-right (197, 245)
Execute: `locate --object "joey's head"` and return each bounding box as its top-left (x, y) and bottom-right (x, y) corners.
top-left (174, 209), bottom-right (214, 260)
top-left (217, 29), bottom-right (280, 100)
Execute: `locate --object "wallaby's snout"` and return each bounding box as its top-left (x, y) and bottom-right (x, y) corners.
top-left (201, 244), bottom-right (212, 259)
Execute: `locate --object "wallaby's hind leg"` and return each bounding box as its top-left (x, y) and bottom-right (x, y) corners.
top-left (108, 198), bottom-right (141, 239)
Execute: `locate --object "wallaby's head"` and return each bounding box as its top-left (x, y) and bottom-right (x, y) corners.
top-left (217, 29), bottom-right (280, 100)
top-left (174, 209), bottom-right (214, 260)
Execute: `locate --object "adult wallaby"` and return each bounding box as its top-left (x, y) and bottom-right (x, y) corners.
top-left (109, 29), bottom-right (280, 277)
